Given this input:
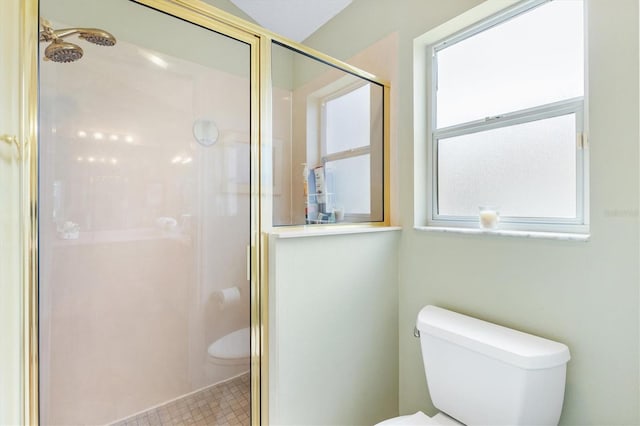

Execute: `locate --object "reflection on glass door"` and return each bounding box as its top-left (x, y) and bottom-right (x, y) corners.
top-left (270, 41), bottom-right (385, 227)
top-left (38, 1), bottom-right (251, 424)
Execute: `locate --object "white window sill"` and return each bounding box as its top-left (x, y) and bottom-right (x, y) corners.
top-left (414, 226), bottom-right (590, 242)
top-left (269, 225), bottom-right (402, 239)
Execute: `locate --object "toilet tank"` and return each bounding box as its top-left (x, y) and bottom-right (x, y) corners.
top-left (416, 306), bottom-right (570, 426)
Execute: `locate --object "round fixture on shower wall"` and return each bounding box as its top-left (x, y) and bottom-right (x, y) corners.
top-left (193, 118), bottom-right (219, 147)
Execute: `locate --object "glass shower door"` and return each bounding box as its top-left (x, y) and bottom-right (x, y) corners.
top-left (38, 1), bottom-right (253, 424)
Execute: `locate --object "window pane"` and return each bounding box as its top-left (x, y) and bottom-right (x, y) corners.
top-left (325, 84), bottom-right (371, 154)
top-left (436, 0), bottom-right (584, 128)
top-left (326, 155), bottom-right (371, 215)
top-left (437, 114), bottom-right (577, 218)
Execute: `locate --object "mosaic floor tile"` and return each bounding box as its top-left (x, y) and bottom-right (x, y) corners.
top-left (111, 373), bottom-right (250, 426)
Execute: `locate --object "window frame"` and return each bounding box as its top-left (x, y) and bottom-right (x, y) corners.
top-left (320, 81), bottom-right (373, 220)
top-left (426, 0), bottom-right (589, 234)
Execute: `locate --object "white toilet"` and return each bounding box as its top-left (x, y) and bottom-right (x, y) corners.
top-left (208, 327), bottom-right (250, 365)
top-left (206, 327), bottom-right (250, 383)
top-left (378, 305), bottom-right (571, 426)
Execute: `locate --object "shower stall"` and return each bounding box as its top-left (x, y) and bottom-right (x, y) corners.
top-left (38, 1), bottom-right (256, 424)
top-left (1, 0), bottom-right (389, 424)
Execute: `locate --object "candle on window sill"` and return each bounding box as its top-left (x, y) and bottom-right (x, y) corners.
top-left (479, 206), bottom-right (499, 229)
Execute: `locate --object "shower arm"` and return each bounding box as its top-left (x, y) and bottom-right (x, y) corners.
top-left (39, 18), bottom-right (56, 41)
top-left (39, 28), bottom-right (90, 42)
top-left (39, 19), bottom-right (92, 42)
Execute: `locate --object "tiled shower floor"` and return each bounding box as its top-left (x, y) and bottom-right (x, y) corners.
top-left (111, 373), bottom-right (250, 426)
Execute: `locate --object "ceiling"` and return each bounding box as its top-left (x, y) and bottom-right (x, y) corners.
top-left (228, 0), bottom-right (353, 42)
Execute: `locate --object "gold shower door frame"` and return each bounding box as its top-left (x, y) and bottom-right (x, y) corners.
top-left (20, 0), bottom-right (267, 423)
top-left (16, 0), bottom-right (391, 424)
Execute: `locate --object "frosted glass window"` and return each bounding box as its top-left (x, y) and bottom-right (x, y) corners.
top-left (437, 114), bottom-right (577, 218)
top-left (325, 84), bottom-right (370, 154)
top-left (326, 155), bottom-right (371, 215)
top-left (436, 0), bottom-right (584, 128)
top-left (428, 0), bottom-right (587, 232)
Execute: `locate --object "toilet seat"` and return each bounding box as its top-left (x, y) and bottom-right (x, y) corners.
top-left (208, 327), bottom-right (250, 365)
top-left (376, 412), bottom-right (463, 426)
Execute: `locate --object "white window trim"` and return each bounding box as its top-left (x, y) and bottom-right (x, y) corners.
top-left (425, 0), bottom-right (589, 235)
top-left (433, 0), bottom-right (549, 54)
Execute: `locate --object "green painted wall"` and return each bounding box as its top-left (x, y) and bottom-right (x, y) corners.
top-left (304, 0), bottom-right (640, 424)
top-left (269, 231), bottom-right (400, 425)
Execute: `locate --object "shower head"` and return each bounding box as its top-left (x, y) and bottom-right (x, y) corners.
top-left (39, 19), bottom-right (116, 63)
top-left (44, 39), bottom-right (84, 63)
top-left (78, 29), bottom-right (117, 47)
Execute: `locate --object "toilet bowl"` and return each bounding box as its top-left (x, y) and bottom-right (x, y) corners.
top-left (376, 306), bottom-right (570, 426)
top-left (377, 411), bottom-right (461, 425)
top-left (208, 327), bottom-right (250, 365)
top-left (205, 327), bottom-right (250, 384)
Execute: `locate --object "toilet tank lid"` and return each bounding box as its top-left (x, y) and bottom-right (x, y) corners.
top-left (416, 306), bottom-right (570, 370)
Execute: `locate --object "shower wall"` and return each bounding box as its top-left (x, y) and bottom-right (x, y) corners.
top-left (39, 11), bottom-right (252, 424)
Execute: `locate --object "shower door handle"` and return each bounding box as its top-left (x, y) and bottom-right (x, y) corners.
top-left (246, 245), bottom-right (250, 281)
